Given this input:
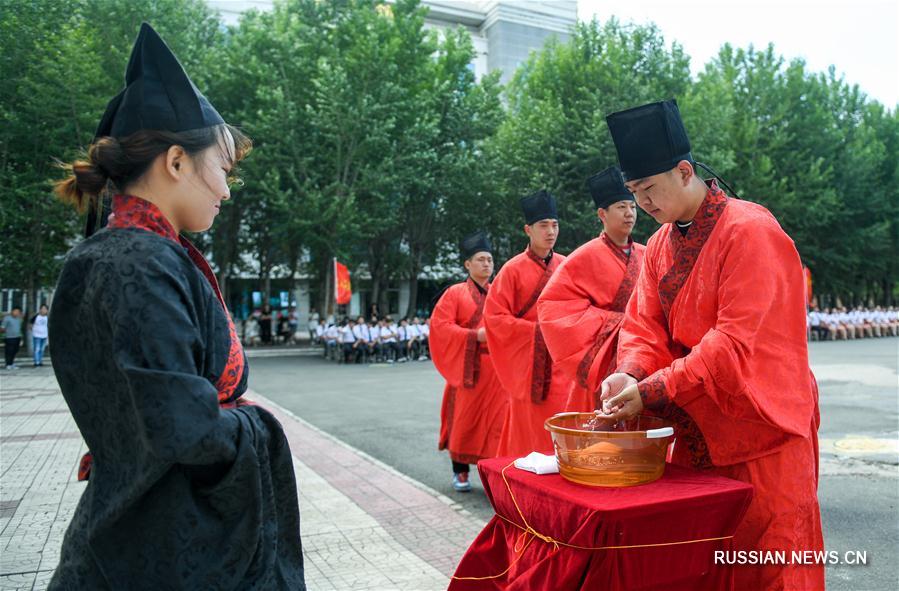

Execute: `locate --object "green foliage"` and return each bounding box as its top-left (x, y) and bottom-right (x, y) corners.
top-left (1, 0), bottom-right (895, 309)
top-left (681, 45), bottom-right (898, 303)
top-left (483, 18), bottom-right (692, 258)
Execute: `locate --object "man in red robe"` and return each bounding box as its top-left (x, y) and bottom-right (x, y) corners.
top-left (431, 231), bottom-right (509, 492)
top-left (600, 100), bottom-right (824, 590)
top-left (485, 190), bottom-right (569, 457)
top-left (537, 166), bottom-right (646, 411)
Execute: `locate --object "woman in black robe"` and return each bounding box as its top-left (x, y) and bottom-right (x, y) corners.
top-left (48, 23), bottom-right (305, 590)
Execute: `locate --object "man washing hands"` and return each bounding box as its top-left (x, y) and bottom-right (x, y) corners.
top-left (595, 373), bottom-right (641, 420)
top-left (589, 100), bottom-right (824, 590)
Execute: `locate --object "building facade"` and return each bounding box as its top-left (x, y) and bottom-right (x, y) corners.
top-left (421, 1), bottom-right (576, 83)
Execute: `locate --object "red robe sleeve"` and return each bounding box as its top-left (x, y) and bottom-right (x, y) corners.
top-left (624, 220), bottom-right (813, 439)
top-left (484, 262), bottom-right (538, 402)
top-left (537, 253), bottom-right (623, 394)
top-left (616, 235), bottom-right (676, 382)
top-left (430, 285), bottom-right (480, 389)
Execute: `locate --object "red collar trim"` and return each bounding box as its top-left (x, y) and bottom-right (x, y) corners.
top-left (108, 194), bottom-right (179, 243)
top-left (600, 233), bottom-right (633, 263)
top-left (525, 246), bottom-right (553, 268)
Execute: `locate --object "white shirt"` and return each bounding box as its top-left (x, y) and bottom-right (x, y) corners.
top-left (352, 324), bottom-right (372, 343)
top-left (420, 324), bottom-right (430, 337)
top-left (406, 324), bottom-right (421, 339)
top-left (32, 314), bottom-right (49, 339)
top-left (340, 326), bottom-right (356, 343)
top-left (380, 326), bottom-right (397, 343)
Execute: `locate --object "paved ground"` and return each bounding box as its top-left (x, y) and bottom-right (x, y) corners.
top-left (249, 337), bottom-right (899, 591)
top-left (1, 337), bottom-right (896, 590)
top-left (0, 369), bottom-right (482, 591)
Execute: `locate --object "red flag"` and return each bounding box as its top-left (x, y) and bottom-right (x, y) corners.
top-left (335, 259), bottom-right (352, 305)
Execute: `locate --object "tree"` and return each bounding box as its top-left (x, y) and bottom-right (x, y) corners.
top-left (0, 0), bottom-right (226, 320)
top-left (483, 19), bottom-right (692, 263)
top-left (684, 45), bottom-right (898, 303)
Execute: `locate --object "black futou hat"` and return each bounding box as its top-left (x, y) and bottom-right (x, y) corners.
top-left (94, 22), bottom-right (224, 140)
top-left (586, 166), bottom-right (634, 209)
top-left (519, 189), bottom-right (559, 225)
top-left (605, 99), bottom-right (692, 181)
top-left (460, 231), bottom-right (492, 259)
top-left (86, 23), bottom-right (226, 238)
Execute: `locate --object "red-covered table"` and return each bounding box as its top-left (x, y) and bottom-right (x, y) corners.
top-left (449, 457), bottom-right (753, 591)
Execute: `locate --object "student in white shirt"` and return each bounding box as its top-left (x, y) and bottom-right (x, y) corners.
top-left (375, 318), bottom-right (399, 363)
top-left (405, 318), bottom-right (422, 360)
top-left (836, 308), bottom-right (855, 339)
top-left (820, 309), bottom-right (843, 340)
top-left (351, 316), bottom-right (372, 363)
top-left (339, 319), bottom-right (356, 363)
top-left (414, 316), bottom-right (430, 360)
top-left (365, 318), bottom-right (379, 361)
top-left (807, 307), bottom-right (830, 341)
top-left (323, 322), bottom-right (339, 359)
top-left (397, 318), bottom-right (411, 362)
top-left (30, 305), bottom-right (50, 367)
top-left (243, 315), bottom-right (261, 347)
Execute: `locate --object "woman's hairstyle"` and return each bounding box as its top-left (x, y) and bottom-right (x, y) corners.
top-left (54, 124), bottom-right (251, 210)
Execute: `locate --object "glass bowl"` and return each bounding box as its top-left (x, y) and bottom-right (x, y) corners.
top-left (544, 413), bottom-right (675, 487)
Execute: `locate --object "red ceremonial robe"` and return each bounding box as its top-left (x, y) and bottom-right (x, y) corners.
top-left (431, 278), bottom-right (509, 464)
top-left (537, 233), bottom-right (645, 411)
top-left (616, 181), bottom-right (824, 591)
top-left (485, 247), bottom-right (569, 457)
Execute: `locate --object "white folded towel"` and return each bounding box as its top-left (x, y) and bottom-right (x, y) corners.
top-left (514, 452), bottom-right (559, 475)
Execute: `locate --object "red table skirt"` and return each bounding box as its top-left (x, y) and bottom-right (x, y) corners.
top-left (449, 457), bottom-right (753, 591)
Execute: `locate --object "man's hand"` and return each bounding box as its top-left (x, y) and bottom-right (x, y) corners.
top-left (477, 327), bottom-right (487, 343)
top-left (601, 383), bottom-right (643, 421)
top-left (598, 373), bottom-right (637, 409)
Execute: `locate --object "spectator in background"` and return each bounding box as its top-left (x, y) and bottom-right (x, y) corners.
top-left (807, 306), bottom-right (832, 341)
top-left (808, 305), bottom-right (898, 340)
top-left (30, 304), bottom-right (50, 367)
top-left (287, 307), bottom-right (299, 342)
top-left (260, 305), bottom-right (273, 345)
top-left (277, 310), bottom-right (291, 344)
top-left (308, 308), bottom-right (320, 342)
top-left (351, 316), bottom-right (373, 363)
top-left (3, 307), bottom-right (23, 370)
top-left (243, 313), bottom-right (261, 346)
top-left (368, 318), bottom-right (383, 362)
top-left (339, 318), bottom-right (356, 363)
top-left (377, 317), bottom-right (399, 363)
top-left (406, 317), bottom-right (422, 360)
top-left (397, 318), bottom-right (411, 362)
top-left (420, 317), bottom-right (431, 359)
top-left (314, 319), bottom-right (325, 346)
top-left (322, 320), bottom-right (339, 358)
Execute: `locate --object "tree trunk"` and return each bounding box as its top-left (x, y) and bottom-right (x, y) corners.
top-left (263, 272), bottom-right (272, 307)
top-left (218, 268), bottom-right (229, 306)
top-left (405, 248), bottom-right (423, 318)
top-left (322, 256), bottom-right (333, 317)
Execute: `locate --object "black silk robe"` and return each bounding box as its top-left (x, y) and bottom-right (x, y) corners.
top-left (47, 195), bottom-right (305, 590)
